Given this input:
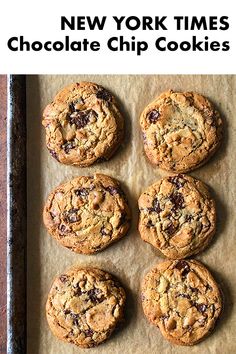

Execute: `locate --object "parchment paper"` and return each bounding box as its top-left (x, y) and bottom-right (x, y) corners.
top-left (27, 75), bottom-right (236, 354)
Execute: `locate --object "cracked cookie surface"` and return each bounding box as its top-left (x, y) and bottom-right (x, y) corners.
top-left (42, 82), bottom-right (124, 166)
top-left (43, 174), bottom-right (131, 254)
top-left (140, 90), bottom-right (222, 172)
top-left (138, 174), bottom-right (216, 259)
top-left (141, 260), bottom-right (222, 346)
top-left (46, 267), bottom-right (126, 348)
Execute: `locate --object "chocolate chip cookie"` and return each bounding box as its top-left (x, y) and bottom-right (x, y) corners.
top-left (43, 174), bottom-right (131, 254)
top-left (140, 90), bottom-right (223, 172)
top-left (42, 82), bottom-right (124, 166)
top-left (141, 260), bottom-right (222, 346)
top-left (138, 174), bottom-right (216, 259)
top-left (46, 267), bottom-right (126, 348)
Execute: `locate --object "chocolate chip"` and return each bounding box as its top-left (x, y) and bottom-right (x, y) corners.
top-left (64, 208), bottom-right (79, 223)
top-left (96, 88), bottom-right (112, 101)
top-left (64, 309), bottom-right (71, 315)
top-left (148, 110), bottom-right (160, 123)
top-left (169, 192), bottom-right (184, 211)
top-left (62, 141), bottom-right (75, 154)
top-left (105, 186), bottom-right (120, 195)
top-left (168, 175), bottom-right (185, 189)
top-left (75, 188), bottom-right (89, 197)
top-left (175, 260), bottom-right (190, 276)
top-left (165, 222), bottom-right (176, 236)
top-left (196, 304), bottom-right (207, 313)
top-left (49, 149), bottom-right (59, 161)
top-left (59, 275), bottom-right (68, 283)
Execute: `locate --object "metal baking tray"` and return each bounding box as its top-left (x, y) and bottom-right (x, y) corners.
top-left (7, 75), bottom-right (26, 354)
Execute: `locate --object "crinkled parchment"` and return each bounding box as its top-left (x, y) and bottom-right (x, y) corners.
top-left (27, 75), bottom-right (235, 354)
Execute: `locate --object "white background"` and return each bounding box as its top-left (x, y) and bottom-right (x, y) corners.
top-left (0, 0), bottom-right (235, 74)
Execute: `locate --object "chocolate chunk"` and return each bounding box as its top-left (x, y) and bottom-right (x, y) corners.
top-left (59, 274), bottom-right (68, 283)
top-left (168, 175), bottom-right (185, 189)
top-left (146, 219), bottom-right (154, 228)
top-left (185, 214), bottom-right (193, 222)
top-left (49, 149), bottom-right (59, 161)
top-left (75, 188), bottom-right (89, 197)
top-left (62, 141), bottom-right (75, 154)
top-left (148, 110), bottom-right (160, 123)
top-left (117, 213), bottom-right (127, 228)
top-left (105, 186), bottom-right (120, 195)
top-left (153, 198), bottom-right (161, 213)
top-left (175, 260), bottom-right (190, 276)
top-left (70, 312), bottom-right (80, 325)
top-left (206, 284), bottom-right (213, 291)
top-left (169, 192), bottom-right (184, 211)
top-left (74, 285), bottom-right (82, 296)
top-left (87, 288), bottom-right (104, 303)
top-left (50, 211), bottom-right (56, 219)
top-left (96, 88), bottom-right (112, 102)
top-left (64, 208), bottom-right (79, 223)
top-left (64, 309), bottom-right (71, 315)
top-left (149, 198), bottom-right (161, 213)
top-left (84, 329), bottom-right (94, 337)
top-left (178, 293), bottom-right (191, 299)
top-left (68, 109), bottom-right (97, 129)
top-left (165, 222), bottom-right (176, 236)
top-left (59, 224), bottom-right (66, 233)
top-left (196, 303), bottom-right (207, 313)
top-left (71, 312), bottom-right (80, 320)
top-left (101, 226), bottom-right (112, 236)
top-left (190, 286), bottom-right (198, 293)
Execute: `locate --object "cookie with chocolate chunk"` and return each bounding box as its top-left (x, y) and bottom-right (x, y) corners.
top-left (141, 259), bottom-right (222, 346)
top-left (43, 174), bottom-right (131, 254)
top-left (42, 82), bottom-right (124, 166)
top-left (138, 174), bottom-right (216, 259)
top-left (46, 266), bottom-right (126, 348)
top-left (140, 90), bottom-right (223, 172)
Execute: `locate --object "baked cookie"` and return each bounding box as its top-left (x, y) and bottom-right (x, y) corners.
top-left (43, 174), bottom-right (131, 254)
top-left (138, 174), bottom-right (216, 259)
top-left (141, 259), bottom-right (222, 346)
top-left (140, 90), bottom-right (223, 172)
top-left (46, 267), bottom-right (126, 348)
top-left (42, 82), bottom-right (124, 166)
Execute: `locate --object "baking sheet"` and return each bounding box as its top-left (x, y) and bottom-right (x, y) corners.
top-left (27, 75), bottom-right (235, 354)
